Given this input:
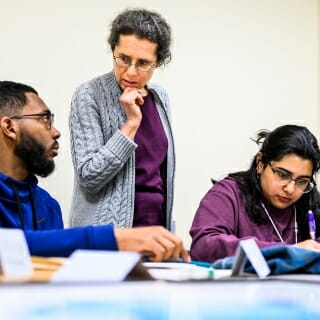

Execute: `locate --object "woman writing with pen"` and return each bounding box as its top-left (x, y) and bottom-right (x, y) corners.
top-left (190, 124), bottom-right (320, 262)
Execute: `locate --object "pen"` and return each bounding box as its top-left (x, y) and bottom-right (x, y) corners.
top-left (308, 210), bottom-right (316, 240)
top-left (163, 258), bottom-right (213, 268)
top-left (161, 258), bottom-right (215, 279)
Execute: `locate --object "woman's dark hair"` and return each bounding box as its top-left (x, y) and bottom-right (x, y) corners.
top-left (228, 124), bottom-right (320, 240)
top-left (0, 81), bottom-right (38, 117)
top-left (107, 8), bottom-right (172, 66)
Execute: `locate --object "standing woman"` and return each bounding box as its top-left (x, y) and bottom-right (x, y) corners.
top-left (190, 125), bottom-right (320, 262)
top-left (69, 8), bottom-right (175, 230)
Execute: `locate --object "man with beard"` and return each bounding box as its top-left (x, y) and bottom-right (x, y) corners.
top-left (0, 81), bottom-right (190, 262)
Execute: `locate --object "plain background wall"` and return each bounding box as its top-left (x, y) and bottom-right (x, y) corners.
top-left (1, 0), bottom-right (319, 247)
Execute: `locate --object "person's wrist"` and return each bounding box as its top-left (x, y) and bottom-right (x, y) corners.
top-left (114, 228), bottom-right (133, 251)
top-left (125, 118), bottom-right (141, 129)
top-left (121, 119), bottom-right (141, 139)
top-left (113, 228), bottom-right (123, 250)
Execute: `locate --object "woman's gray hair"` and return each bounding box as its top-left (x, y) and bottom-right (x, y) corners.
top-left (107, 8), bottom-right (172, 66)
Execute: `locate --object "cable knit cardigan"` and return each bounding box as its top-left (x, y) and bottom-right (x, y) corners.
top-left (69, 71), bottom-right (175, 230)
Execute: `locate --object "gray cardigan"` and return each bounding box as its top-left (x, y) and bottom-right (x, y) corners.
top-left (69, 72), bottom-right (175, 230)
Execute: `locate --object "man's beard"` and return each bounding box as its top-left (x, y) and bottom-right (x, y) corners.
top-left (14, 133), bottom-right (55, 177)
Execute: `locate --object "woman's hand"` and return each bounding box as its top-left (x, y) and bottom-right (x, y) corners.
top-left (120, 87), bottom-right (147, 139)
top-left (294, 239), bottom-right (320, 252)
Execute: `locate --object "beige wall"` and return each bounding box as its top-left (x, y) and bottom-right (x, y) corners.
top-left (1, 0), bottom-right (319, 247)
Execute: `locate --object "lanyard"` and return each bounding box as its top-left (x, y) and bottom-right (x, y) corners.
top-left (261, 202), bottom-right (297, 244)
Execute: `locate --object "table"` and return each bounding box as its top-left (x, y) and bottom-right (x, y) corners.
top-left (1, 279), bottom-right (320, 319)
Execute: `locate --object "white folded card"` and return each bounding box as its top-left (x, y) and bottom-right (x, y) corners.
top-left (231, 238), bottom-right (271, 278)
top-left (0, 229), bottom-right (33, 277)
top-left (51, 250), bottom-right (141, 283)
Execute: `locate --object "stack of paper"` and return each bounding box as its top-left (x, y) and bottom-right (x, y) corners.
top-left (143, 262), bottom-right (232, 281)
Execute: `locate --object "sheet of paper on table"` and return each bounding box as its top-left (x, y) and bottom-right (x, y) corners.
top-left (143, 262), bottom-right (232, 281)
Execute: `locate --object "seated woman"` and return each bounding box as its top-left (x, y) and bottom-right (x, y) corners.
top-left (190, 124), bottom-right (320, 262)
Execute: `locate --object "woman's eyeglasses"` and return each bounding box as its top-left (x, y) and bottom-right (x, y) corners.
top-left (113, 55), bottom-right (156, 72)
top-left (268, 162), bottom-right (314, 194)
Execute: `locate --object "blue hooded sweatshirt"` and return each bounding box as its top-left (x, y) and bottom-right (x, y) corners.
top-left (0, 173), bottom-right (117, 256)
top-left (0, 173), bottom-right (63, 230)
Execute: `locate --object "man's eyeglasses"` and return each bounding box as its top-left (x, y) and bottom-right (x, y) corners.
top-left (268, 162), bottom-right (314, 194)
top-left (9, 111), bottom-right (54, 130)
top-left (113, 55), bottom-right (156, 72)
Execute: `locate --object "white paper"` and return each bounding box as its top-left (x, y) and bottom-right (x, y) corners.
top-left (143, 262), bottom-right (223, 281)
top-left (0, 228), bottom-right (33, 277)
top-left (51, 250), bottom-right (141, 283)
top-left (232, 239), bottom-right (270, 278)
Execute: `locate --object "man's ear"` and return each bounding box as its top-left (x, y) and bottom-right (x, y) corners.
top-left (0, 117), bottom-right (18, 140)
top-left (255, 152), bottom-right (263, 174)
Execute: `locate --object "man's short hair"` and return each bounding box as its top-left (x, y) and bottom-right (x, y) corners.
top-left (0, 81), bottom-right (38, 117)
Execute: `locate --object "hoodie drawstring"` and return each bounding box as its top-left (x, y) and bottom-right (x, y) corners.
top-left (28, 186), bottom-right (38, 230)
top-left (9, 181), bottom-right (38, 230)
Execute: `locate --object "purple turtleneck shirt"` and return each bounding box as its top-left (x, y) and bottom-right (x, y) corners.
top-left (133, 93), bottom-right (168, 227)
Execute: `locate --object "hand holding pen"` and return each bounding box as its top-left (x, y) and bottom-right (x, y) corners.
top-left (294, 210), bottom-right (320, 252)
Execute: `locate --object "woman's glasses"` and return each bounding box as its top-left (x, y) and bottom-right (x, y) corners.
top-left (113, 55), bottom-right (156, 72)
top-left (268, 162), bottom-right (314, 194)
